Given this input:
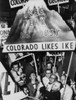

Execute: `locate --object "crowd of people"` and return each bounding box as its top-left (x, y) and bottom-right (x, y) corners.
top-left (26, 66), bottom-right (76, 100)
top-left (9, 54), bottom-right (76, 100)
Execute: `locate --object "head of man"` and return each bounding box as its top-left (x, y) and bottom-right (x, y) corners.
top-left (47, 63), bottom-right (52, 70)
top-left (49, 74), bottom-right (57, 84)
top-left (51, 81), bottom-right (61, 91)
top-left (52, 66), bottom-right (57, 74)
top-left (49, 57), bottom-right (53, 64)
top-left (30, 72), bottom-right (36, 81)
top-left (45, 69), bottom-right (51, 79)
top-left (61, 75), bottom-right (66, 86)
top-left (12, 62), bottom-right (19, 72)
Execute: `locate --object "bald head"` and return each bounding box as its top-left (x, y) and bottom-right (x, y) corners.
top-left (52, 81), bottom-right (61, 91)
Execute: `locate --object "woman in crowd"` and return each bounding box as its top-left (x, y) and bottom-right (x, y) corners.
top-left (27, 72), bottom-right (43, 98)
top-left (52, 66), bottom-right (60, 81)
top-left (42, 69), bottom-right (51, 84)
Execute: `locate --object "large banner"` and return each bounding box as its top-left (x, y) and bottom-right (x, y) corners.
top-left (6, 0), bottom-right (75, 44)
top-left (48, 0), bottom-right (69, 5)
top-left (3, 41), bottom-right (75, 52)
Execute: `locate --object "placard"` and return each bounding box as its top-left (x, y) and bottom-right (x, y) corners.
top-left (3, 41), bottom-right (75, 52)
top-left (9, 0), bottom-right (28, 8)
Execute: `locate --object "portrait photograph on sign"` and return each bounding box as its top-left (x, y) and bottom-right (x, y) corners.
top-left (4, 53), bottom-right (38, 90)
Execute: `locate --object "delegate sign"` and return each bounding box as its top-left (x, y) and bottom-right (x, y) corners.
top-left (9, 0), bottom-right (28, 8)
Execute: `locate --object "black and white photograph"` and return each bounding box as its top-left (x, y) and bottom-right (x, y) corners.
top-left (0, 0), bottom-right (76, 100)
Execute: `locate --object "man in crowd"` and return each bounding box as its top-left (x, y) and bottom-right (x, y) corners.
top-left (42, 69), bottom-right (51, 85)
top-left (39, 80), bottom-right (61, 100)
top-left (60, 74), bottom-right (73, 100)
top-left (36, 73), bottom-right (59, 100)
top-left (47, 62), bottom-right (52, 70)
top-left (47, 74), bottom-right (58, 91)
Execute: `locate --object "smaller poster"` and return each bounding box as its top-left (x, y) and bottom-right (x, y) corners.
top-left (0, 28), bottom-right (10, 47)
top-left (48, 0), bottom-right (69, 6)
top-left (3, 41), bottom-right (75, 52)
top-left (9, 0), bottom-right (28, 8)
top-left (0, 62), bottom-right (27, 100)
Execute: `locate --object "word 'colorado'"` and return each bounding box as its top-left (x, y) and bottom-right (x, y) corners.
top-left (3, 41), bottom-right (75, 52)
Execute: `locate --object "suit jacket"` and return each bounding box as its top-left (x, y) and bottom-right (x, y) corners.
top-left (40, 86), bottom-right (60, 100)
top-left (27, 82), bottom-right (38, 97)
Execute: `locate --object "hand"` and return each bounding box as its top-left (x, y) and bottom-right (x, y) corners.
top-left (37, 75), bottom-right (41, 82)
top-left (20, 74), bottom-right (26, 78)
top-left (46, 84), bottom-right (52, 91)
top-left (24, 88), bottom-right (29, 95)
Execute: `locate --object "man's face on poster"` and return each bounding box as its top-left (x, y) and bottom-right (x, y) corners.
top-left (30, 73), bottom-right (36, 81)
top-left (13, 64), bottom-right (19, 72)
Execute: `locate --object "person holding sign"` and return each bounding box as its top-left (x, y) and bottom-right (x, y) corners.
top-left (27, 72), bottom-right (43, 99)
top-left (60, 74), bottom-right (73, 100)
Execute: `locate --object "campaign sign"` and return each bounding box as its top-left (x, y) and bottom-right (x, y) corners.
top-left (6, 0), bottom-right (75, 44)
top-left (0, 28), bottom-right (10, 47)
top-left (3, 41), bottom-right (76, 52)
top-left (0, 62), bottom-right (27, 100)
top-left (9, 0), bottom-right (28, 8)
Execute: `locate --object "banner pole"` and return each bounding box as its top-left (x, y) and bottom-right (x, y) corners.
top-left (32, 53), bottom-right (38, 76)
top-left (62, 51), bottom-right (73, 100)
top-left (66, 52), bottom-right (73, 78)
top-left (61, 52), bottom-right (65, 65)
top-left (54, 53), bottom-right (57, 67)
top-left (58, 3), bottom-right (60, 13)
top-left (45, 52), bottom-right (47, 67)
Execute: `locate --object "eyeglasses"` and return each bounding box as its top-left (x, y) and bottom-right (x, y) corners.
top-left (50, 77), bottom-right (56, 79)
top-left (46, 73), bottom-right (51, 74)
